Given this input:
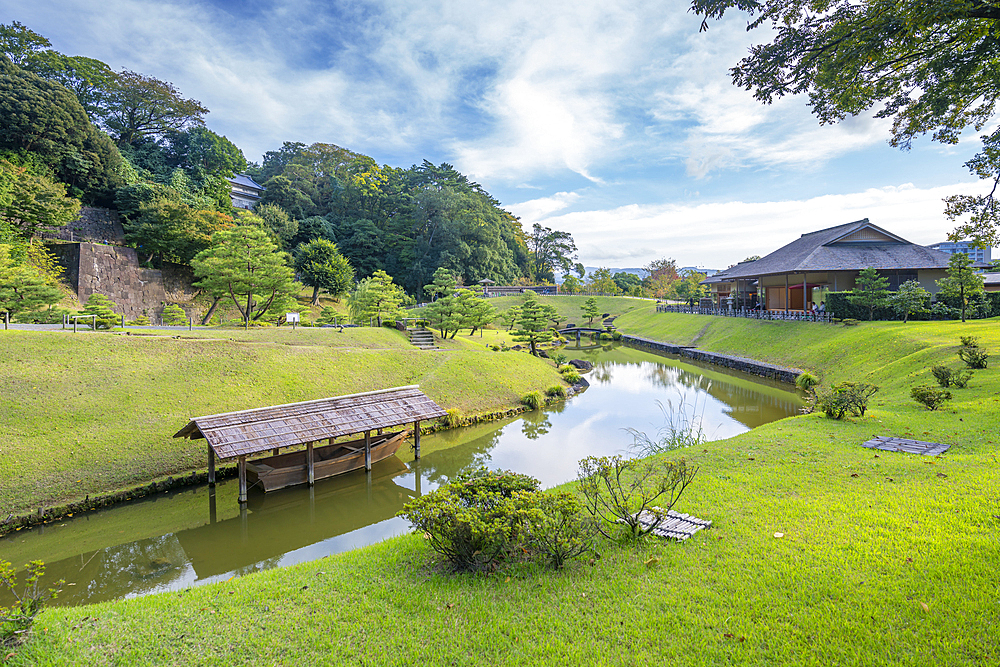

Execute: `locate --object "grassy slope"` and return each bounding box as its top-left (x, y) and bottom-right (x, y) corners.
top-left (8, 309), bottom-right (1000, 666)
top-left (0, 327), bottom-right (562, 517)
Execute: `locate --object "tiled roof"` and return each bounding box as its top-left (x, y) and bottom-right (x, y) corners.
top-left (718, 219), bottom-right (978, 278)
top-left (174, 386), bottom-right (447, 459)
top-left (227, 174), bottom-right (265, 192)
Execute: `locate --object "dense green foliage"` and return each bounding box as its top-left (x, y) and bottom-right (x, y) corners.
top-left (0, 59), bottom-right (124, 204)
top-left (0, 243), bottom-right (61, 320)
top-left (511, 290), bottom-right (557, 356)
top-left (817, 382), bottom-right (879, 419)
top-left (294, 238), bottom-right (354, 305)
top-left (191, 226), bottom-right (298, 324)
top-left (398, 468), bottom-right (543, 571)
top-left (936, 252), bottom-right (984, 322)
top-left (347, 270), bottom-right (405, 326)
top-left (890, 280), bottom-right (930, 323)
top-left (910, 385), bottom-right (952, 410)
top-left (0, 160), bottom-right (81, 239)
top-left (848, 267), bottom-right (890, 321)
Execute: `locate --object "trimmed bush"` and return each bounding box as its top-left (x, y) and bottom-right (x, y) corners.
top-left (560, 369), bottom-right (581, 384)
top-left (80, 294), bottom-right (119, 330)
top-left (521, 391), bottom-right (544, 410)
top-left (911, 385), bottom-right (952, 410)
top-left (162, 304), bottom-right (188, 326)
top-left (523, 492), bottom-right (596, 569)
top-left (398, 468), bottom-right (540, 571)
top-left (127, 315), bottom-right (150, 326)
top-left (959, 339), bottom-right (989, 369)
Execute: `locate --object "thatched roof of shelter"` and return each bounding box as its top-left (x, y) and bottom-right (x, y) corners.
top-left (174, 386), bottom-right (447, 460)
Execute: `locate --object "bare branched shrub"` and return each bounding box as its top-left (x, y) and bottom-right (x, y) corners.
top-left (578, 455), bottom-right (698, 541)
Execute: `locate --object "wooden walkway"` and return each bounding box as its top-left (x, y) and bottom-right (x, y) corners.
top-left (861, 436), bottom-right (951, 456)
top-left (632, 509), bottom-right (712, 540)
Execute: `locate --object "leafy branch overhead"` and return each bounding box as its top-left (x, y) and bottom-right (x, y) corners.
top-left (692, 0), bottom-right (1000, 245)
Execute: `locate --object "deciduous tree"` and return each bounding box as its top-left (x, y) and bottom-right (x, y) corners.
top-left (98, 69), bottom-right (208, 147)
top-left (294, 238), bottom-right (354, 305)
top-left (891, 280), bottom-right (930, 323)
top-left (586, 268), bottom-right (618, 295)
top-left (528, 223), bottom-right (577, 283)
top-left (0, 243), bottom-right (61, 324)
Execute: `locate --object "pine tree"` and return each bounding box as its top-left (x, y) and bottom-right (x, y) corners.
top-left (582, 297), bottom-right (600, 325)
top-left (848, 267), bottom-right (890, 320)
top-left (512, 290), bottom-right (557, 356)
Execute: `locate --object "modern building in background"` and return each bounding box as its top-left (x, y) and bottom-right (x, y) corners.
top-left (927, 240), bottom-right (992, 264)
top-left (227, 174), bottom-right (266, 210)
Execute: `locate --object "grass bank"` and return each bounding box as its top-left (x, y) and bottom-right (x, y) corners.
top-left (6, 311), bottom-right (1000, 666)
top-left (0, 327), bottom-right (563, 519)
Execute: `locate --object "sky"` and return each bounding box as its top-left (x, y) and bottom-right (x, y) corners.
top-left (4, 0), bottom-right (991, 270)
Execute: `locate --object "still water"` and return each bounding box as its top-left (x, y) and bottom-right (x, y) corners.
top-left (0, 344), bottom-right (801, 606)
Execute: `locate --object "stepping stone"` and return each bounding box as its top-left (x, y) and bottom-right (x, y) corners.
top-left (861, 436), bottom-right (951, 456)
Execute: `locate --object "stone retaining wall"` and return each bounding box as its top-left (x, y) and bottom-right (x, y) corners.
top-left (41, 206), bottom-right (126, 245)
top-left (620, 334), bottom-right (802, 384)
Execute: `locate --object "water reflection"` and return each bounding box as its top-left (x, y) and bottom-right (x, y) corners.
top-left (0, 343), bottom-right (801, 606)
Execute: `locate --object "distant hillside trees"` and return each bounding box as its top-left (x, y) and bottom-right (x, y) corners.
top-left (0, 59), bottom-right (125, 204)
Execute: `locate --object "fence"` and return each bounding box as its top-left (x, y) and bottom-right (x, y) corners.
top-left (656, 304), bottom-right (836, 324)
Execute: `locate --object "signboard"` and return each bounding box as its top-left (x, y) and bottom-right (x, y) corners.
top-left (285, 312), bottom-right (300, 323)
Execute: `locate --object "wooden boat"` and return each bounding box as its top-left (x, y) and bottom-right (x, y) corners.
top-left (246, 430), bottom-right (409, 492)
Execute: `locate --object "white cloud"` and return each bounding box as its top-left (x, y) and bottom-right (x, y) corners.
top-left (519, 182), bottom-right (990, 268)
top-left (506, 191), bottom-right (581, 221)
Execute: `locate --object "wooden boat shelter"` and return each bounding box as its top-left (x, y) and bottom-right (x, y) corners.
top-left (174, 385), bottom-right (447, 503)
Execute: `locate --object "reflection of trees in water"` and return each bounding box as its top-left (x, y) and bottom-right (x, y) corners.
top-left (2, 534), bottom-right (193, 607)
top-left (521, 411), bottom-right (551, 440)
top-left (591, 362), bottom-right (614, 385)
top-left (418, 429), bottom-right (503, 486)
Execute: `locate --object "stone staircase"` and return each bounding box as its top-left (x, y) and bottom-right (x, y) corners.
top-left (406, 327), bottom-right (438, 350)
top-left (602, 315), bottom-right (618, 331)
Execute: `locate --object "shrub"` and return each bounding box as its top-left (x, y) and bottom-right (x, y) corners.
top-left (523, 492), bottom-right (596, 569)
top-left (80, 293), bottom-right (119, 329)
top-left (162, 304), bottom-right (188, 326)
top-left (958, 338), bottom-right (989, 369)
top-left (398, 468), bottom-right (540, 571)
top-left (931, 366), bottom-right (973, 388)
top-left (578, 455), bottom-right (698, 541)
top-left (611, 331), bottom-right (622, 341)
top-left (560, 370), bottom-right (581, 384)
top-left (521, 391), bottom-right (544, 410)
top-left (911, 385), bottom-right (952, 410)
top-left (550, 352), bottom-right (568, 367)
top-left (1, 560), bottom-right (62, 646)
top-left (842, 318), bottom-right (860, 326)
top-left (545, 385), bottom-right (567, 398)
top-left (128, 315), bottom-right (150, 326)
top-left (557, 364), bottom-right (575, 373)
top-left (817, 382), bottom-right (879, 419)
top-left (442, 409), bottom-right (462, 428)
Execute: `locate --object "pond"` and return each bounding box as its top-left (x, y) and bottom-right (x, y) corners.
top-left (0, 343), bottom-right (802, 607)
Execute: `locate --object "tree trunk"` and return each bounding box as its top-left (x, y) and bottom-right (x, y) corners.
top-left (311, 285), bottom-right (320, 306)
top-left (201, 296), bottom-right (222, 326)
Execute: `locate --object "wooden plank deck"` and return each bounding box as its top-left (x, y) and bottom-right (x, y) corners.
top-left (631, 508), bottom-right (712, 540)
top-left (861, 436), bottom-right (951, 456)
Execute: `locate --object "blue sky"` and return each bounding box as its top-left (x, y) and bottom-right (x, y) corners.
top-left (4, 0), bottom-right (989, 269)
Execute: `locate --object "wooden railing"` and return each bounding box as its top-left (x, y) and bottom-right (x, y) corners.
top-left (656, 304), bottom-right (835, 323)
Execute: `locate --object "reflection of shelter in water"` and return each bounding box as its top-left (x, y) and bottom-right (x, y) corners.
top-left (177, 458), bottom-right (415, 580)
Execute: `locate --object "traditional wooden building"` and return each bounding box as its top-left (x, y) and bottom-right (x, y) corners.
top-left (227, 174), bottom-right (265, 210)
top-left (174, 386), bottom-right (447, 503)
top-left (702, 219), bottom-right (985, 312)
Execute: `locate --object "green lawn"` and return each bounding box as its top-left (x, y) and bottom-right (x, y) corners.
top-left (0, 327), bottom-right (562, 519)
top-left (5, 310), bottom-right (1000, 666)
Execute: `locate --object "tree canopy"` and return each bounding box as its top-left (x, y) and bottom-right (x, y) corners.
top-left (191, 226), bottom-right (298, 325)
top-left (692, 0), bottom-right (1000, 245)
top-left (294, 238), bottom-right (354, 305)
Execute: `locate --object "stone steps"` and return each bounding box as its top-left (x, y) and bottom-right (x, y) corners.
top-left (406, 327), bottom-right (438, 350)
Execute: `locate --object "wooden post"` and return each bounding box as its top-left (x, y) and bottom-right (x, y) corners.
top-left (784, 274), bottom-right (789, 314)
top-left (364, 430), bottom-right (372, 471)
top-left (413, 420), bottom-right (421, 459)
top-left (272, 448), bottom-right (280, 456)
top-left (240, 503), bottom-right (248, 543)
top-left (414, 460), bottom-right (422, 497)
top-left (207, 445), bottom-right (216, 486)
top-left (307, 442), bottom-right (315, 486)
top-left (73, 317), bottom-right (77, 333)
top-left (238, 455), bottom-right (247, 503)
top-left (802, 275), bottom-right (808, 312)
